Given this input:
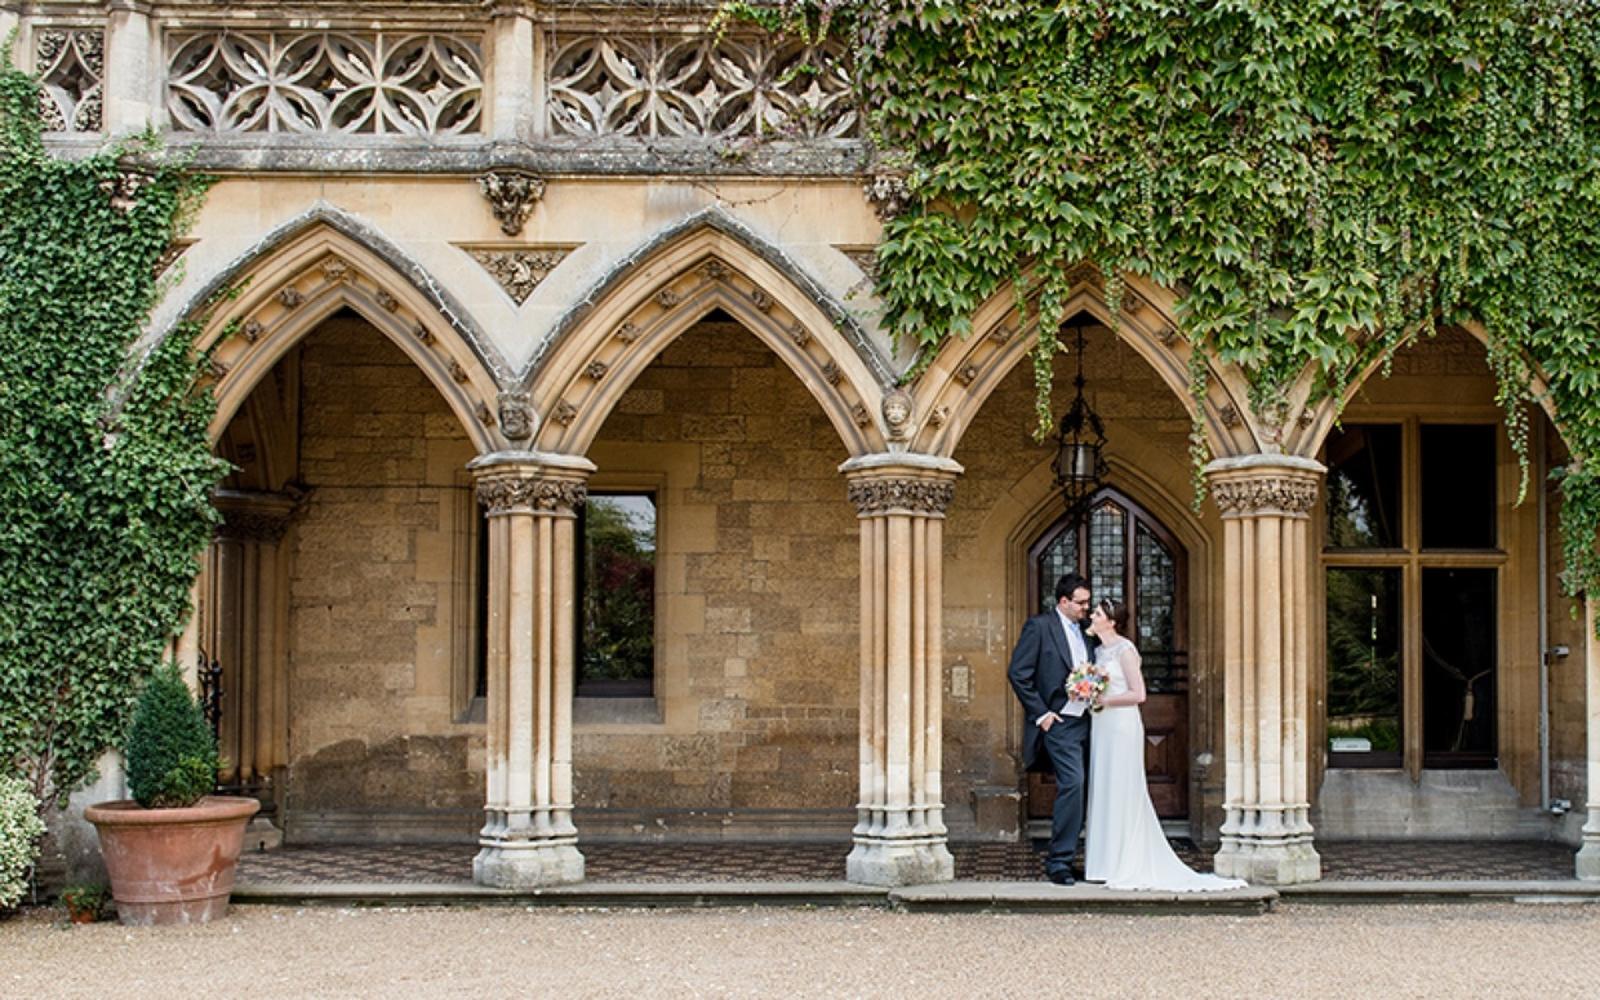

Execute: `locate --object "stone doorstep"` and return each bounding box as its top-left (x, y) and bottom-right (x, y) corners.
top-left (1279, 880), bottom-right (1600, 905)
top-left (229, 880), bottom-right (1276, 914)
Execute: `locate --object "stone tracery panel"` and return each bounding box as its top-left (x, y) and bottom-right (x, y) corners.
top-left (166, 30), bottom-right (485, 135)
top-left (35, 28), bottom-right (104, 133)
top-left (546, 30), bottom-right (856, 139)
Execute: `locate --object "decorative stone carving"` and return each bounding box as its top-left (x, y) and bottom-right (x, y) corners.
top-left (821, 361), bottom-right (842, 386)
top-left (35, 29), bottom-right (103, 133)
top-left (1298, 408), bottom-right (1315, 428)
top-left (1158, 325), bottom-right (1179, 347)
top-left (278, 287), bottom-right (303, 309)
top-left (700, 259), bottom-right (729, 282)
top-left (375, 290), bottom-right (399, 312)
top-left (1219, 403), bottom-right (1240, 428)
top-left (448, 360), bottom-right (469, 383)
top-left (839, 247), bottom-right (879, 285)
top-left (476, 477), bottom-right (588, 514)
top-left (412, 322), bottom-right (435, 346)
top-left (217, 508), bottom-right (293, 543)
top-left (988, 325), bottom-right (1014, 345)
top-left (655, 288), bottom-right (682, 309)
top-left (466, 247), bottom-right (572, 306)
top-left (205, 357), bottom-right (229, 379)
top-left (847, 478), bottom-right (956, 516)
top-left (240, 319), bottom-right (264, 343)
top-left (476, 169), bottom-right (545, 237)
top-left (864, 173), bottom-right (910, 222)
top-left (955, 363), bottom-right (980, 387)
top-left (167, 31), bottom-right (484, 135)
top-left (497, 392), bottom-right (534, 440)
top-left (749, 288), bottom-right (774, 313)
top-left (553, 401), bottom-right (578, 425)
top-left (851, 402), bottom-right (871, 427)
top-left (585, 360), bottom-right (608, 381)
top-left (615, 322), bottom-right (641, 343)
top-left (1123, 291), bottom-right (1147, 315)
top-left (321, 255), bottom-right (352, 283)
top-left (928, 405), bottom-right (950, 429)
top-left (547, 31), bottom-right (855, 139)
top-left (1210, 477), bottom-right (1319, 516)
top-left (100, 168), bottom-right (154, 213)
top-left (881, 388), bottom-right (913, 441)
top-left (475, 401), bottom-right (495, 427)
top-left (788, 323), bottom-right (810, 347)
top-left (1066, 262), bottom-right (1102, 287)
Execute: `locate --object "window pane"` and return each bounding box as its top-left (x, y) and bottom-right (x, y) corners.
top-left (1135, 523), bottom-right (1181, 693)
top-left (1324, 424), bottom-right (1402, 548)
top-left (1036, 525), bottom-right (1079, 615)
top-left (1421, 425), bottom-right (1496, 549)
top-left (1325, 568), bottom-right (1402, 764)
top-left (1422, 567), bottom-right (1497, 765)
top-left (579, 494), bottom-right (656, 696)
top-left (1087, 502), bottom-right (1125, 607)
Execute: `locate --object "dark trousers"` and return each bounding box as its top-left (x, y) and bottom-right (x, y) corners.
top-left (1040, 713), bottom-right (1090, 875)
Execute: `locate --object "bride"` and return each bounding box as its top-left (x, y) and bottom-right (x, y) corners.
top-left (1082, 598), bottom-right (1246, 892)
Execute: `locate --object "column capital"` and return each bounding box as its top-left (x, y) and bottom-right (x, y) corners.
top-left (840, 453), bottom-right (962, 517)
top-left (1204, 454), bottom-right (1325, 518)
top-left (212, 489), bottom-right (299, 543)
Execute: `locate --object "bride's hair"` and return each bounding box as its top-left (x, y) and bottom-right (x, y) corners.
top-left (1095, 598), bottom-right (1130, 634)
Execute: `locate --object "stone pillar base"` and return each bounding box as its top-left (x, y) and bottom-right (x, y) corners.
top-left (474, 842), bottom-right (585, 888)
top-left (1576, 823), bottom-right (1600, 881)
top-left (846, 838), bottom-right (954, 887)
top-left (1214, 840), bottom-right (1321, 885)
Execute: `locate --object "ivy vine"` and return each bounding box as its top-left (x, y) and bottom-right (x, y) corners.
top-left (740, 0), bottom-right (1600, 599)
top-left (0, 58), bottom-right (225, 808)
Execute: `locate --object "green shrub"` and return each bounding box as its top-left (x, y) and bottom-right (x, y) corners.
top-left (0, 774), bottom-right (45, 911)
top-left (124, 664), bottom-right (219, 809)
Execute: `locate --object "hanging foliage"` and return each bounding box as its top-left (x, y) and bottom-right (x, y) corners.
top-left (735, 0), bottom-right (1600, 598)
top-left (0, 59), bottom-right (226, 808)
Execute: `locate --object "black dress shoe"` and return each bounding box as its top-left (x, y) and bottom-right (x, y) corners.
top-left (1047, 870), bottom-right (1075, 886)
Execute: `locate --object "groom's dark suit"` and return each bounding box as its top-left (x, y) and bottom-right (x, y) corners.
top-left (1008, 607), bottom-right (1098, 881)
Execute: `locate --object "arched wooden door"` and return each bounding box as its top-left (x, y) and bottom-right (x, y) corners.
top-left (1025, 487), bottom-right (1190, 818)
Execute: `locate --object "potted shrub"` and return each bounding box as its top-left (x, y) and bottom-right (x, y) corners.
top-left (59, 884), bottom-right (107, 924)
top-left (85, 663), bottom-right (258, 926)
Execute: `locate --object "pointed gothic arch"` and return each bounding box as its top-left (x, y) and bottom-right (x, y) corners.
top-left (907, 268), bottom-right (1256, 460)
top-left (187, 221), bottom-right (505, 453)
top-left (529, 214), bottom-right (894, 457)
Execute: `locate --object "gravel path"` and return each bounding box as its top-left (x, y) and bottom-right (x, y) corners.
top-left (4, 902), bottom-right (1598, 998)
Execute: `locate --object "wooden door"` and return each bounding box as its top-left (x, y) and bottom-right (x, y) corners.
top-left (1024, 489), bottom-right (1190, 819)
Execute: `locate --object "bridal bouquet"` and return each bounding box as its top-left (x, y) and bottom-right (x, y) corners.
top-left (1063, 661), bottom-right (1110, 716)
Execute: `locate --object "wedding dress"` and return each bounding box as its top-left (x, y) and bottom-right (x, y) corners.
top-left (1083, 638), bottom-right (1246, 891)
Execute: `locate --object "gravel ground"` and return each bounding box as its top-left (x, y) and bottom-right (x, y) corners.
top-left (3, 902), bottom-right (1598, 998)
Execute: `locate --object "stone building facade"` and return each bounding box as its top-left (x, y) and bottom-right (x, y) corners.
top-left (10, 1), bottom-right (1597, 886)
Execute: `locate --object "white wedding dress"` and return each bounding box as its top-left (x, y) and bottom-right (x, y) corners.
top-left (1084, 638), bottom-right (1246, 892)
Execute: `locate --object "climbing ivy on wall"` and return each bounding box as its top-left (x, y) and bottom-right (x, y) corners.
top-left (734, 0), bottom-right (1600, 599)
top-left (0, 60), bottom-right (225, 808)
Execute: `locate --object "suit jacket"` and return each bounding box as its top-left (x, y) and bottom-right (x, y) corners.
top-left (1007, 610), bottom-right (1099, 769)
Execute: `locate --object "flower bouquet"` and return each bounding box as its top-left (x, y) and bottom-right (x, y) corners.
top-left (1062, 661), bottom-right (1110, 716)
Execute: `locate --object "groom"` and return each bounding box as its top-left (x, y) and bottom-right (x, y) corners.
top-left (1007, 572), bottom-right (1097, 885)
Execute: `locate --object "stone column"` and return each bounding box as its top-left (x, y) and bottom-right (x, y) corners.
top-left (470, 452), bottom-right (593, 888)
top-left (104, 2), bottom-right (159, 134)
top-left (841, 455), bottom-right (962, 886)
top-left (489, 4), bottom-right (539, 143)
top-left (1578, 597), bottom-right (1600, 879)
top-left (207, 490), bottom-right (297, 790)
top-left (1206, 455), bottom-right (1324, 885)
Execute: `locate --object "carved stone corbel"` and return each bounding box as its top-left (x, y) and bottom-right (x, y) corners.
top-left (477, 169), bottom-right (546, 237)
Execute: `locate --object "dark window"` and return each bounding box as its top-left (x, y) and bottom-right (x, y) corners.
top-left (1421, 567), bottom-right (1497, 766)
top-left (1325, 424), bottom-right (1402, 548)
top-left (576, 493), bottom-right (657, 697)
top-left (1420, 425), bottom-right (1497, 549)
top-left (1325, 568), bottom-right (1403, 766)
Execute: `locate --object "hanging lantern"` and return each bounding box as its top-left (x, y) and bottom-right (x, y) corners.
top-left (1050, 321), bottom-right (1107, 525)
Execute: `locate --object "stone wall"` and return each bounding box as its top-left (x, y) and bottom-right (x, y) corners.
top-left (576, 320), bottom-right (860, 839)
top-left (283, 313), bottom-right (482, 842)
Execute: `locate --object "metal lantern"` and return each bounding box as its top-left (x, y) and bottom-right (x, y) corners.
top-left (1050, 321), bottom-right (1107, 525)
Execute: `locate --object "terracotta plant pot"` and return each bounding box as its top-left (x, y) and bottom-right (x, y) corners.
top-left (85, 795), bottom-right (260, 926)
